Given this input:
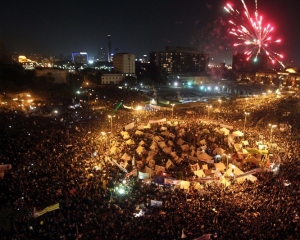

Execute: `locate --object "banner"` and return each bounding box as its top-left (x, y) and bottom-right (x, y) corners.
top-left (193, 177), bottom-right (217, 182)
top-left (124, 122), bottom-right (134, 130)
top-left (164, 178), bottom-right (181, 185)
top-left (33, 203), bottom-right (60, 218)
top-left (148, 118), bottom-right (166, 124)
top-left (150, 200), bottom-right (163, 207)
top-left (235, 168), bottom-right (262, 179)
top-left (220, 124), bottom-right (233, 130)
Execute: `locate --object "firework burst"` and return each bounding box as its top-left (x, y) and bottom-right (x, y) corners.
top-left (224, 0), bottom-right (284, 67)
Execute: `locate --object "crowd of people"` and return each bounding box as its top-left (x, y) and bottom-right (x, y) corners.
top-left (0, 88), bottom-right (300, 240)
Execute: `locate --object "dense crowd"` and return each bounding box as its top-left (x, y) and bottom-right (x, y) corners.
top-left (0, 89), bottom-right (300, 240)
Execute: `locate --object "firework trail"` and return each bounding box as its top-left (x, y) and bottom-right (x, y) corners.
top-left (224, 0), bottom-right (284, 67)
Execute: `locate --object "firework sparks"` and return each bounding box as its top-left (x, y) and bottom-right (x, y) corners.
top-left (224, 0), bottom-right (284, 67)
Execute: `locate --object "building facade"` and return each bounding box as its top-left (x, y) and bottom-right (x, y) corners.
top-left (113, 53), bottom-right (135, 76)
top-left (101, 73), bottom-right (123, 85)
top-left (150, 46), bottom-right (209, 74)
top-left (72, 52), bottom-right (88, 64)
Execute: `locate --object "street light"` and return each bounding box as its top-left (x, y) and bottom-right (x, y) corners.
top-left (108, 115), bottom-right (115, 133)
top-left (269, 124), bottom-right (277, 143)
top-left (171, 103), bottom-right (175, 119)
top-left (206, 105), bottom-right (212, 119)
top-left (244, 112), bottom-right (250, 132)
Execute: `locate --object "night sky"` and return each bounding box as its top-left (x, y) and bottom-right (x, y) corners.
top-left (1, 0), bottom-right (300, 64)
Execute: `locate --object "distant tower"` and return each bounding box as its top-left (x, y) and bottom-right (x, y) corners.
top-left (107, 34), bottom-right (112, 62)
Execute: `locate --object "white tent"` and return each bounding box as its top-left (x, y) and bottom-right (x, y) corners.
top-left (232, 130), bottom-right (244, 137)
top-left (220, 127), bottom-right (230, 135)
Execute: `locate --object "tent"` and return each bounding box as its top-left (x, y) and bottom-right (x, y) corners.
top-left (126, 139), bottom-right (135, 145)
top-left (177, 138), bottom-right (185, 146)
top-left (219, 127), bottom-right (230, 135)
top-left (194, 169), bottom-right (206, 178)
top-left (121, 153), bottom-right (131, 161)
top-left (214, 162), bottom-right (226, 172)
top-left (181, 144), bottom-right (189, 151)
top-left (136, 146), bottom-right (146, 155)
top-left (232, 130), bottom-right (244, 137)
top-left (213, 147), bottom-right (225, 155)
top-left (163, 147), bottom-right (172, 154)
top-left (158, 141), bottom-right (167, 149)
top-left (135, 130), bottom-right (144, 136)
top-left (197, 152), bottom-right (213, 161)
top-left (120, 131), bottom-right (130, 139)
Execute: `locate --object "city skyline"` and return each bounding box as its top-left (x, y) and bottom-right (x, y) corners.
top-left (1, 0), bottom-right (300, 65)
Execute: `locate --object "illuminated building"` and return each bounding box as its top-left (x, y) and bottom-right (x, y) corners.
top-left (113, 53), bottom-right (135, 76)
top-left (150, 46), bottom-right (209, 74)
top-left (72, 52), bottom-right (88, 64)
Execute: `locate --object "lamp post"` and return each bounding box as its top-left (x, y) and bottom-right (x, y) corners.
top-left (269, 124), bottom-right (277, 143)
top-left (244, 112), bottom-right (250, 132)
top-left (171, 103), bottom-right (175, 119)
top-left (108, 115), bottom-right (115, 133)
top-left (206, 105), bottom-right (212, 119)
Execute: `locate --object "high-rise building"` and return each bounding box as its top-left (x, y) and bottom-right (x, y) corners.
top-left (98, 48), bottom-right (106, 62)
top-left (107, 35), bottom-right (112, 62)
top-left (113, 53), bottom-right (135, 75)
top-left (150, 46), bottom-right (209, 74)
top-left (72, 52), bottom-right (88, 64)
